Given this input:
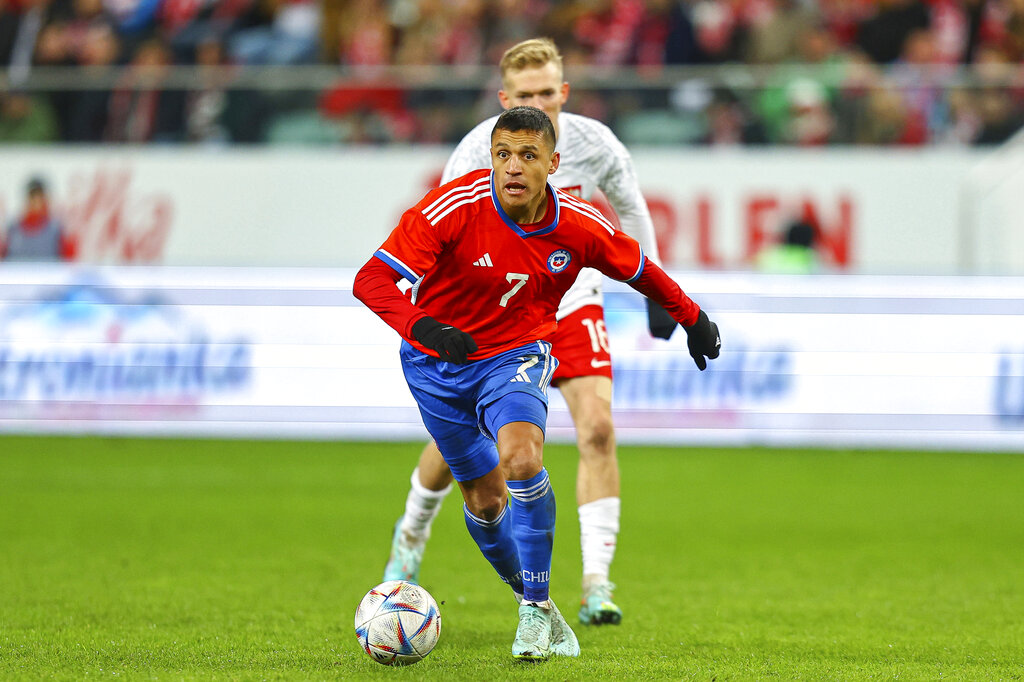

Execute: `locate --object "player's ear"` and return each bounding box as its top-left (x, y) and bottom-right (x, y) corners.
top-left (498, 89), bottom-right (511, 110)
top-left (560, 81), bottom-right (570, 105)
top-left (549, 151), bottom-right (560, 175)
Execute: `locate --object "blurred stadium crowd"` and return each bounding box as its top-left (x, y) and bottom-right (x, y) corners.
top-left (1, 0), bottom-right (1022, 146)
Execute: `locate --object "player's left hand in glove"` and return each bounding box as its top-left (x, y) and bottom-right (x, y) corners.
top-left (412, 316), bottom-right (478, 364)
top-left (646, 299), bottom-right (677, 340)
top-left (683, 309), bottom-right (721, 371)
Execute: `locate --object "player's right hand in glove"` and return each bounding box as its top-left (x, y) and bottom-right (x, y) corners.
top-left (412, 316), bottom-right (478, 364)
top-left (683, 309), bottom-right (721, 371)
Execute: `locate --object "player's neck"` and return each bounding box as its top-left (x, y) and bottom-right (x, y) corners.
top-left (504, 190), bottom-right (550, 226)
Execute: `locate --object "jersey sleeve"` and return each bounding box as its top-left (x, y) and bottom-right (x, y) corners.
top-left (373, 207), bottom-right (445, 284)
top-left (441, 119), bottom-right (494, 184)
top-left (353, 256), bottom-right (428, 339)
top-left (582, 224), bottom-right (699, 326)
top-left (581, 222), bottom-right (648, 283)
top-left (630, 258), bottom-right (700, 327)
top-left (595, 125), bottom-right (662, 263)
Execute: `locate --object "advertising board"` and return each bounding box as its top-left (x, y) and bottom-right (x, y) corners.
top-left (1, 265), bottom-right (1020, 452)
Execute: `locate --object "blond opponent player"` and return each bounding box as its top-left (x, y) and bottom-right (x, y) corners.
top-left (384, 38), bottom-right (677, 626)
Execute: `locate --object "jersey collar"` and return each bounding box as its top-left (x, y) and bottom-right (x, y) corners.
top-left (489, 171), bottom-right (560, 238)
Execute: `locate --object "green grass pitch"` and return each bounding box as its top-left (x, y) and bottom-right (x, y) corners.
top-left (2, 436), bottom-right (1023, 681)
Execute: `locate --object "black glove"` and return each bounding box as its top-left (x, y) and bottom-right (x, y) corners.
top-left (646, 299), bottom-right (677, 340)
top-left (683, 309), bottom-right (721, 371)
top-left (412, 316), bottom-right (478, 365)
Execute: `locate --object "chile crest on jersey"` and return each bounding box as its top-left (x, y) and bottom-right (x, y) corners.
top-left (547, 249), bottom-right (572, 273)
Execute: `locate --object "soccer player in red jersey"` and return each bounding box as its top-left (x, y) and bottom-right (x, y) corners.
top-left (354, 106), bottom-right (721, 660)
top-left (384, 39), bottom-right (679, 627)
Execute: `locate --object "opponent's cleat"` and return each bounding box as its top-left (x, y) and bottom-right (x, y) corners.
top-left (548, 599), bottom-right (581, 657)
top-left (578, 581), bottom-right (622, 625)
top-left (382, 520), bottom-right (424, 584)
top-left (512, 603), bottom-right (551, 661)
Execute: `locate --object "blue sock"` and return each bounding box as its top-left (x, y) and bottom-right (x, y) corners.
top-left (463, 503), bottom-right (524, 596)
top-left (507, 468), bottom-right (556, 603)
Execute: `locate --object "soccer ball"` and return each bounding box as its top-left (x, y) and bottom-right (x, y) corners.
top-left (354, 580), bottom-right (441, 666)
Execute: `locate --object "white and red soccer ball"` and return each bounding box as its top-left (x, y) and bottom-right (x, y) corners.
top-left (354, 580), bottom-right (441, 666)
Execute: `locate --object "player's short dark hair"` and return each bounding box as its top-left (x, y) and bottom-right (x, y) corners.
top-left (491, 106), bottom-right (556, 151)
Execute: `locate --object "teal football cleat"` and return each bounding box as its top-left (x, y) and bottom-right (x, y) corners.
top-left (548, 599), bottom-right (580, 657)
top-left (382, 520), bottom-right (424, 584)
top-left (578, 581), bottom-right (622, 625)
top-left (512, 603), bottom-right (551, 661)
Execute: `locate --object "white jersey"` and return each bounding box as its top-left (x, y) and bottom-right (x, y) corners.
top-left (442, 111), bottom-right (660, 320)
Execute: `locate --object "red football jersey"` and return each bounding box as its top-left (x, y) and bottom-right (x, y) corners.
top-left (374, 169), bottom-right (648, 359)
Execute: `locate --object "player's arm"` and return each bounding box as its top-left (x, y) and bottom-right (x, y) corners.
top-left (353, 257), bottom-right (428, 338)
top-left (589, 231), bottom-right (721, 371)
top-left (353, 259), bottom-right (478, 364)
top-left (353, 209), bottom-right (477, 364)
top-left (629, 257), bottom-right (721, 371)
top-left (598, 131), bottom-right (678, 340)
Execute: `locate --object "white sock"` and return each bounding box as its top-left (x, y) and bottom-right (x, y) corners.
top-left (398, 467), bottom-right (452, 545)
top-left (578, 497), bottom-right (620, 584)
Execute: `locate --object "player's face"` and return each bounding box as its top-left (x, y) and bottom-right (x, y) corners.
top-left (498, 62), bottom-right (569, 136)
top-left (491, 128), bottom-right (560, 223)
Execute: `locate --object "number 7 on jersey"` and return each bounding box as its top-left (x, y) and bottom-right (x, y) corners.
top-left (499, 273), bottom-right (529, 307)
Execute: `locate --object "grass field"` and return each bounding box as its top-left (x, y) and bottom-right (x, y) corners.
top-left (2, 436), bottom-right (1023, 681)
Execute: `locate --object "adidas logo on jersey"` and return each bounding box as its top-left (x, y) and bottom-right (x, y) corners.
top-left (473, 253), bottom-right (493, 267)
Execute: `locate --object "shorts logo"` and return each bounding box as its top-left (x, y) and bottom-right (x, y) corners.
top-left (547, 249), bottom-right (572, 273)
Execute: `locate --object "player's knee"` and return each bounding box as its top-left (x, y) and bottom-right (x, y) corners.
top-left (579, 414), bottom-right (615, 458)
top-left (500, 444), bottom-right (543, 481)
top-left (465, 490), bottom-right (507, 521)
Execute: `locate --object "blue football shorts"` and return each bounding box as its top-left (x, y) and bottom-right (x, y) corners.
top-left (400, 340), bottom-right (558, 482)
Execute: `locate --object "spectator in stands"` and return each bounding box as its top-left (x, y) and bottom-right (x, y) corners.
top-left (940, 85), bottom-right (982, 144)
top-left (965, 41), bottom-right (1024, 143)
top-left (65, 22), bottom-right (120, 141)
top-left (972, 86), bottom-right (1024, 145)
top-left (818, 0), bottom-right (871, 50)
top-left (855, 83), bottom-right (926, 145)
top-left (34, 16), bottom-right (71, 64)
top-left (757, 22), bottom-right (846, 143)
top-left (627, 0), bottom-right (677, 66)
top-left (746, 0), bottom-right (820, 64)
top-left (102, 0), bottom-right (160, 40)
top-left (184, 34), bottom-right (231, 143)
top-left (61, 0), bottom-right (118, 64)
top-left (781, 78), bottom-right (836, 145)
top-left (855, 0), bottom-right (930, 64)
top-left (229, 0), bottom-right (319, 65)
top-left (0, 0), bottom-right (1020, 148)
top-left (1006, 0), bottom-right (1024, 62)
top-left (327, 0), bottom-right (393, 65)
top-left (0, 89), bottom-right (58, 142)
top-left (105, 37), bottom-right (185, 142)
top-left (390, 0), bottom-right (486, 67)
top-left (5, 0), bottom-right (61, 85)
top-left (569, 0), bottom-right (647, 66)
top-left (1, 176), bottom-right (76, 262)
top-left (701, 87), bottom-right (767, 145)
top-left (0, 0), bottom-right (22, 66)
top-left (161, 0), bottom-right (257, 64)
top-left (890, 28), bottom-right (949, 142)
top-left (30, 19), bottom-right (77, 139)
top-left (689, 0), bottom-right (751, 63)
top-left (660, 0), bottom-right (701, 64)
top-left (479, 0), bottom-right (541, 63)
